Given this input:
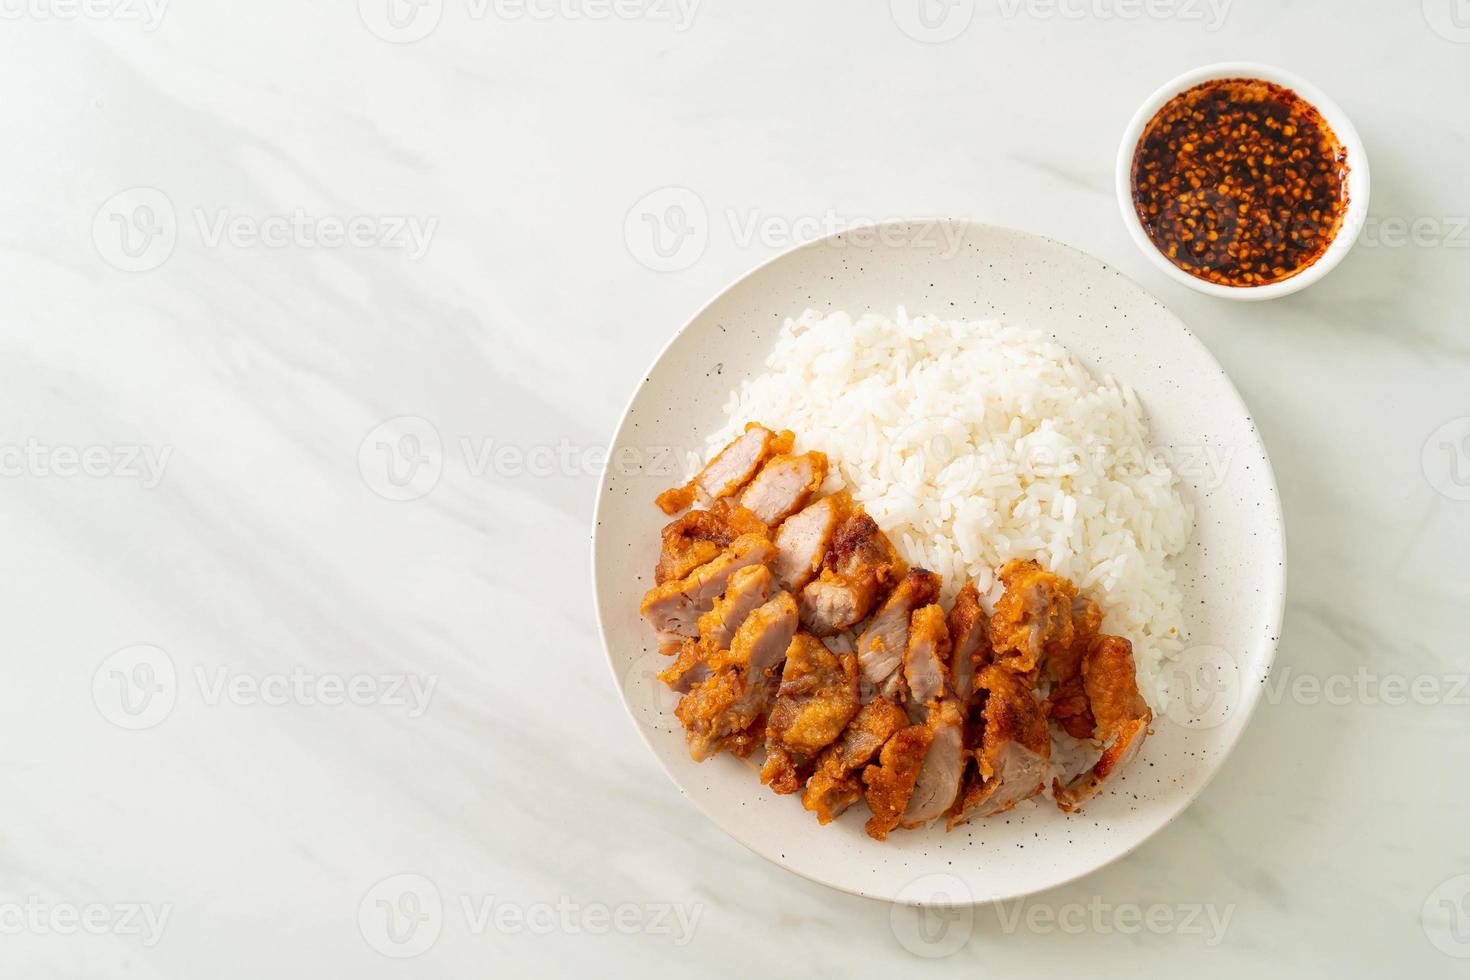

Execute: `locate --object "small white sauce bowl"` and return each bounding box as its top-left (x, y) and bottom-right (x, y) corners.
top-left (1116, 62), bottom-right (1370, 302)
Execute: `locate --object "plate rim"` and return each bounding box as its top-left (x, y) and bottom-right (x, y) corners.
top-left (590, 218), bottom-right (1287, 906)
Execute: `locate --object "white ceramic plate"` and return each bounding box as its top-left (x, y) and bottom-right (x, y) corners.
top-left (592, 221), bottom-right (1284, 905)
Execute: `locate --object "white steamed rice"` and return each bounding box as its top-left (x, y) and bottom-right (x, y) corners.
top-left (704, 309), bottom-right (1193, 708)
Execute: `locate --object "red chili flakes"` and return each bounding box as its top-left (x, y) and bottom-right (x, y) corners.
top-left (1130, 77), bottom-right (1350, 288)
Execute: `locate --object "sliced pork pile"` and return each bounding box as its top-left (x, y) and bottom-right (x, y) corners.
top-left (638, 425), bottom-right (1154, 841)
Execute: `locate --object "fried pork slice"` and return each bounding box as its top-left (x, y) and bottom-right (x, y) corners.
top-left (948, 664), bottom-right (1051, 826)
top-left (856, 569), bottom-right (941, 701)
top-left (695, 564), bottom-right (773, 651)
top-left (796, 512), bottom-right (905, 636)
top-left (946, 582), bottom-right (990, 705)
top-left (903, 604), bottom-right (951, 709)
top-left (639, 533), bottom-right (776, 651)
top-left (759, 634), bottom-right (860, 794)
top-left (655, 424), bottom-right (793, 515)
top-left (900, 700), bottom-right (965, 828)
top-left (990, 558), bottom-right (1079, 675)
top-left (771, 492), bottom-right (851, 592)
top-left (739, 451), bottom-right (828, 525)
top-left (675, 592), bottom-right (798, 762)
top-left (658, 565), bottom-right (774, 694)
top-left (658, 637), bottom-right (715, 694)
top-left (896, 597), bottom-right (975, 828)
top-left (801, 699), bottom-right (909, 824)
top-left (1053, 634), bottom-right (1153, 813)
top-left (653, 500), bottom-right (769, 585)
top-left (1046, 597), bottom-right (1103, 740)
top-left (862, 724), bottom-right (934, 841)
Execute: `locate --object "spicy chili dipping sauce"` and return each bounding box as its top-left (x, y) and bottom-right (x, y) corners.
top-left (1130, 77), bottom-right (1350, 288)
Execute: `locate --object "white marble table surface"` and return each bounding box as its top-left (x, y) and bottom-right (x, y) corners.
top-left (3, 1), bottom-right (1468, 976)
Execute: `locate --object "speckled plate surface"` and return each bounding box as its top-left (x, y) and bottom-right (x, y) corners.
top-left (591, 221), bottom-right (1284, 905)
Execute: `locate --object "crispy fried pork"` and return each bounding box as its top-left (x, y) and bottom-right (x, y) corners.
top-left (675, 592), bottom-right (798, 762)
top-left (855, 569), bottom-right (941, 701)
top-left (899, 700), bottom-right (965, 827)
top-left (658, 564), bottom-right (774, 694)
top-left (801, 699), bottom-right (909, 825)
top-left (798, 512), bottom-right (905, 636)
top-left (989, 558), bottom-right (1079, 676)
top-left (639, 533), bottom-right (776, 651)
top-left (653, 500), bottom-right (769, 585)
top-left (759, 634), bottom-right (860, 794)
top-left (902, 604), bottom-right (951, 709)
top-left (739, 451), bottom-right (828, 525)
top-left (946, 582), bottom-right (990, 704)
top-left (695, 564), bottom-right (773, 651)
top-left (948, 664), bottom-right (1051, 825)
top-left (861, 724), bottom-right (934, 841)
top-left (1053, 634), bottom-right (1153, 812)
top-left (771, 492), bottom-right (851, 592)
top-left (656, 424), bottom-right (792, 516)
top-left (1045, 596), bottom-right (1103, 740)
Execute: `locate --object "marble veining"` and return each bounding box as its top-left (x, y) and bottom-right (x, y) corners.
top-left (1, 1), bottom-right (1466, 976)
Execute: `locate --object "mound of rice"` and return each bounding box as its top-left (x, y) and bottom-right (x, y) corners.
top-left (705, 309), bottom-right (1193, 707)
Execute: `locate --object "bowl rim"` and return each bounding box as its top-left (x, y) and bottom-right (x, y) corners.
top-left (1115, 61), bottom-right (1371, 302)
top-left (589, 219), bottom-right (1288, 904)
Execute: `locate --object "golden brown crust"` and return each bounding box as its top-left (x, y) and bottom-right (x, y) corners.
top-left (760, 634), bottom-right (860, 794)
top-left (654, 501), bottom-right (769, 584)
top-left (801, 699), bottom-right (909, 824)
top-left (655, 423), bottom-right (784, 516)
top-left (990, 558), bottom-right (1078, 676)
top-left (862, 725), bottom-right (934, 841)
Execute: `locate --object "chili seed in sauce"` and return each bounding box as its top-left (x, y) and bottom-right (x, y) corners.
top-left (1130, 77), bottom-right (1350, 288)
